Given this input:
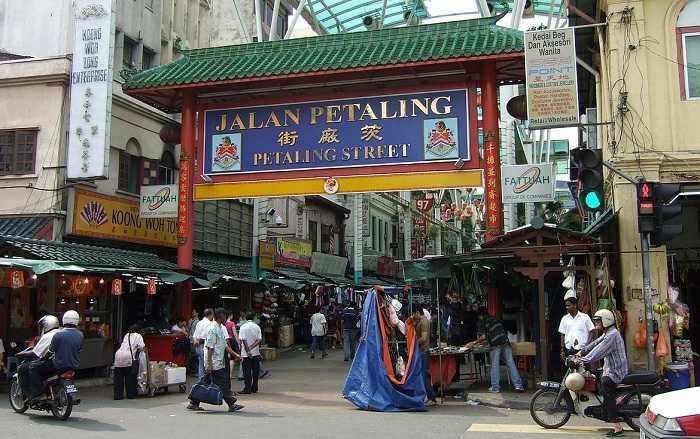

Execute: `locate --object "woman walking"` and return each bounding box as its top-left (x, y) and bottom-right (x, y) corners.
top-left (113, 324), bottom-right (145, 400)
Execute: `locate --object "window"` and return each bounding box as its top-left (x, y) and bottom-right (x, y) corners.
top-left (0, 129), bottom-right (36, 175)
top-left (118, 152), bottom-right (142, 194)
top-left (321, 224), bottom-right (332, 254)
top-left (554, 159), bottom-right (568, 176)
top-left (158, 150), bottom-right (176, 184)
top-left (142, 47), bottom-right (155, 69)
top-left (550, 139), bottom-right (570, 155)
top-left (308, 220), bottom-right (318, 251)
top-left (371, 216), bottom-right (376, 250)
top-left (677, 0), bottom-right (700, 99)
top-left (378, 218), bottom-right (383, 252)
top-left (384, 222), bottom-right (389, 255)
top-left (123, 37), bottom-right (137, 69)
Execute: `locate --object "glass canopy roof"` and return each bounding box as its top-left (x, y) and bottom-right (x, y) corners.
top-left (305, 0), bottom-right (429, 34)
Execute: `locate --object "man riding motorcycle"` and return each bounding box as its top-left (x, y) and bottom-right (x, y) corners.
top-left (17, 315), bottom-right (60, 400)
top-left (22, 311), bottom-right (84, 401)
top-left (577, 309), bottom-right (628, 437)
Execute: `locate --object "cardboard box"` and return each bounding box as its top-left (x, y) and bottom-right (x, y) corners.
top-left (260, 347), bottom-right (276, 361)
top-left (149, 361), bottom-right (167, 387)
top-left (165, 367), bottom-right (186, 385)
top-left (512, 342), bottom-right (536, 356)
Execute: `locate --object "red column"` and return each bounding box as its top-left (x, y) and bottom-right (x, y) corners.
top-left (481, 62), bottom-right (504, 239)
top-left (177, 90), bottom-right (195, 318)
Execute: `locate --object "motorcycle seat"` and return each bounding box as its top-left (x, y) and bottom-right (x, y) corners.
top-left (621, 371), bottom-right (658, 385)
top-left (43, 370), bottom-right (75, 384)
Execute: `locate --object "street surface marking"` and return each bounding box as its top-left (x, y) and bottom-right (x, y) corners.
top-left (467, 424), bottom-right (631, 435)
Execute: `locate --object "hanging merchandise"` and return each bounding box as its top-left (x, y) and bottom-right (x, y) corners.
top-left (147, 278), bottom-right (157, 295)
top-left (253, 290), bottom-right (264, 312)
top-left (9, 270), bottom-right (24, 289)
top-left (111, 278), bottom-right (122, 296)
top-left (634, 319), bottom-right (647, 349)
top-left (656, 328), bottom-right (670, 369)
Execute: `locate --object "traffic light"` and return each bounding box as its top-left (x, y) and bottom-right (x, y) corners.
top-left (652, 183), bottom-right (683, 246)
top-left (636, 181), bottom-right (655, 233)
top-left (571, 147), bottom-right (604, 212)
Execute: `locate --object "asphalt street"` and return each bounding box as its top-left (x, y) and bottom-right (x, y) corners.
top-left (0, 349), bottom-right (631, 439)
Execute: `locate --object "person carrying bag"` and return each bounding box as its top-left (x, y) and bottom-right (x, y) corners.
top-left (113, 324), bottom-right (145, 400)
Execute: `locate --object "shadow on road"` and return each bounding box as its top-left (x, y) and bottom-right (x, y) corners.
top-left (27, 414), bottom-right (126, 431)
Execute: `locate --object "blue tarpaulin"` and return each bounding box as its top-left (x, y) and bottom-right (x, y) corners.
top-left (342, 289), bottom-right (427, 411)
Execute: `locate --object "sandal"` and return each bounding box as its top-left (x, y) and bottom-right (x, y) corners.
top-left (605, 430), bottom-right (624, 437)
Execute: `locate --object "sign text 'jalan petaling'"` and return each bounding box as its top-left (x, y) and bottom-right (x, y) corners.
top-left (203, 90), bottom-right (470, 175)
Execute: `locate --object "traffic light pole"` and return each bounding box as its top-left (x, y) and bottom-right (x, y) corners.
top-left (640, 231), bottom-right (657, 371)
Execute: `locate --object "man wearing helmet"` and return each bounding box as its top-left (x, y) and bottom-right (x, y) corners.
top-left (17, 315), bottom-right (60, 399)
top-left (578, 309), bottom-right (628, 437)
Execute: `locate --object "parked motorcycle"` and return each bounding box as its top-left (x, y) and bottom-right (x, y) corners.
top-left (529, 357), bottom-right (667, 431)
top-left (8, 354), bottom-right (80, 421)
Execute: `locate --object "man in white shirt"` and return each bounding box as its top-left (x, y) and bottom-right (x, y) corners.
top-left (192, 309), bottom-right (215, 379)
top-left (238, 313), bottom-right (262, 394)
top-left (310, 307), bottom-right (327, 359)
top-left (558, 297), bottom-right (595, 358)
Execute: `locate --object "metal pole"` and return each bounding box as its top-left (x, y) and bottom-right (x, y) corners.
top-left (269, 0), bottom-right (282, 40)
top-left (436, 277), bottom-right (443, 403)
top-left (640, 232), bottom-right (656, 370)
top-left (284, 0), bottom-right (307, 39)
top-left (253, 0), bottom-right (264, 42)
top-left (353, 194), bottom-right (363, 286)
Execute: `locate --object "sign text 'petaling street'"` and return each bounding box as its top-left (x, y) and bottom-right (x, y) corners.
top-left (203, 90), bottom-right (470, 175)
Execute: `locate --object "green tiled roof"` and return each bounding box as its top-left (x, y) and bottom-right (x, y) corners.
top-left (274, 266), bottom-right (328, 284)
top-left (123, 15), bottom-right (523, 92)
top-left (0, 236), bottom-right (177, 270)
top-left (194, 254), bottom-right (256, 283)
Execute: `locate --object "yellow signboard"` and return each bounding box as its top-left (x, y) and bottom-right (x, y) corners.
top-left (259, 241), bottom-right (276, 271)
top-left (72, 189), bottom-right (178, 247)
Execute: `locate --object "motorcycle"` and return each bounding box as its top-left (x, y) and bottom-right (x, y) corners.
top-left (8, 354), bottom-right (80, 421)
top-left (529, 356), bottom-right (667, 431)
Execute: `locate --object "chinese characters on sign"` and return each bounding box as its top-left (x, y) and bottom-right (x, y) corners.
top-left (483, 136), bottom-right (503, 234)
top-left (525, 28), bottom-right (579, 129)
top-left (67, 0), bottom-right (114, 178)
top-left (203, 90), bottom-right (470, 175)
top-left (177, 157), bottom-right (192, 244)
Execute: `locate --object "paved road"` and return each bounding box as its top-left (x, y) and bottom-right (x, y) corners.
top-left (0, 349), bottom-right (629, 439)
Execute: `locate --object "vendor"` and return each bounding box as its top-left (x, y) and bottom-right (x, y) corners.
top-left (412, 305), bottom-right (437, 405)
top-left (477, 311), bottom-right (524, 393)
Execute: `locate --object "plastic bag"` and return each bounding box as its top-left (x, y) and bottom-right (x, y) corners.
top-left (656, 328), bottom-right (669, 359)
top-left (634, 321), bottom-right (647, 349)
top-left (395, 355), bottom-right (405, 378)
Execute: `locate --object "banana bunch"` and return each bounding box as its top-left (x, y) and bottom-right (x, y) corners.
top-left (653, 302), bottom-right (672, 315)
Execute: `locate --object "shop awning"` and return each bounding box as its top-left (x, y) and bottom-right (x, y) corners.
top-left (0, 258), bottom-right (86, 274)
top-left (0, 216), bottom-right (53, 240)
top-left (266, 278), bottom-right (305, 290)
top-left (400, 257), bottom-right (452, 281)
top-left (194, 254), bottom-right (258, 283)
top-left (274, 266), bottom-right (329, 284)
top-left (358, 274), bottom-right (393, 287)
top-left (317, 273), bottom-right (354, 287)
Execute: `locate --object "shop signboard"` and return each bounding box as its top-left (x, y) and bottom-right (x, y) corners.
top-left (501, 164), bottom-right (555, 203)
top-left (377, 256), bottom-right (397, 277)
top-left (67, 0), bottom-right (115, 179)
top-left (111, 278), bottom-right (122, 296)
top-left (259, 241), bottom-right (276, 271)
top-left (69, 189), bottom-right (177, 247)
top-left (310, 252), bottom-right (348, 276)
top-left (147, 278), bottom-right (157, 295)
top-left (273, 237), bottom-right (312, 268)
top-left (525, 28), bottom-right (579, 129)
top-left (202, 90), bottom-right (470, 176)
top-left (139, 185), bottom-right (178, 218)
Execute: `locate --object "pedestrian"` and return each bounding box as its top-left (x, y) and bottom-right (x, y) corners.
top-left (411, 305), bottom-right (437, 405)
top-left (187, 308), bottom-right (243, 412)
top-left (192, 308), bottom-right (215, 380)
top-left (326, 303), bottom-right (338, 349)
top-left (225, 311), bottom-right (240, 380)
top-left (171, 318), bottom-right (188, 335)
top-left (477, 310), bottom-right (524, 393)
top-left (310, 306), bottom-right (327, 359)
top-left (239, 312), bottom-right (262, 394)
top-left (187, 310), bottom-right (200, 376)
top-left (559, 296), bottom-right (595, 358)
top-left (341, 304), bottom-right (359, 361)
top-left (113, 324), bottom-right (145, 400)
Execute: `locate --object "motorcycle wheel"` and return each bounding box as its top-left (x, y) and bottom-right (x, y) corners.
top-left (621, 391), bottom-right (654, 432)
top-left (50, 384), bottom-right (73, 421)
top-left (529, 388), bottom-right (573, 429)
top-left (9, 380), bottom-right (29, 414)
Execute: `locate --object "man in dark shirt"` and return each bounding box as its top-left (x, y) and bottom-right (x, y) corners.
top-left (477, 311), bottom-right (523, 393)
top-left (341, 305), bottom-right (359, 361)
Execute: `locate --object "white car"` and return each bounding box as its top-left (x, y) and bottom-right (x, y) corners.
top-left (640, 387), bottom-right (700, 439)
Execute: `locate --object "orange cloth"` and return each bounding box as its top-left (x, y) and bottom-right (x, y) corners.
top-left (429, 354), bottom-right (458, 386)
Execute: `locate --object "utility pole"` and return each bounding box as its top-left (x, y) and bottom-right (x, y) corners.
top-left (640, 230), bottom-right (656, 370)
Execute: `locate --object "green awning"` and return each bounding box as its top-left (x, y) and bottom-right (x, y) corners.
top-left (267, 278), bottom-right (305, 290)
top-left (194, 255), bottom-right (258, 283)
top-left (315, 273), bottom-right (353, 286)
top-left (274, 267), bottom-right (328, 284)
top-left (400, 257), bottom-right (452, 281)
top-left (0, 258), bottom-right (86, 275)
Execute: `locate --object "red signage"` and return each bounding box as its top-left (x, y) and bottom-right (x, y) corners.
top-left (177, 156), bottom-right (192, 244)
top-left (483, 135), bottom-right (503, 235)
top-left (9, 270), bottom-right (24, 289)
top-left (147, 278), bottom-right (157, 295)
top-left (111, 278), bottom-right (122, 296)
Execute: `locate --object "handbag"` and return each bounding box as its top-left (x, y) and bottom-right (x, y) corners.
top-left (189, 373), bottom-right (223, 405)
top-left (128, 334), bottom-right (140, 375)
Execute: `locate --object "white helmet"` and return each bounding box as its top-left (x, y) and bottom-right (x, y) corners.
top-left (38, 315), bottom-right (60, 333)
top-left (593, 309), bottom-right (616, 328)
top-left (62, 310), bottom-right (80, 326)
top-left (565, 372), bottom-right (585, 391)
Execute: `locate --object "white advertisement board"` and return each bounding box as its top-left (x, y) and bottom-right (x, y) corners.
top-left (67, 0), bottom-right (115, 179)
top-left (140, 185), bottom-right (179, 218)
top-left (525, 28), bottom-right (579, 129)
top-left (501, 164), bottom-right (555, 203)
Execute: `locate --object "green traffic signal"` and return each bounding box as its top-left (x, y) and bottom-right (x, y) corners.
top-left (584, 191), bottom-right (602, 209)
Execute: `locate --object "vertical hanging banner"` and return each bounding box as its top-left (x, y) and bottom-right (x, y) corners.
top-left (147, 278), bottom-right (157, 295)
top-left (111, 278), bottom-right (122, 296)
top-left (177, 156), bottom-right (192, 244)
top-left (525, 28), bottom-right (579, 129)
top-left (483, 133), bottom-right (503, 234)
top-left (67, 0), bottom-right (115, 179)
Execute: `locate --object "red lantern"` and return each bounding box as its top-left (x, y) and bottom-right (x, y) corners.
top-left (147, 278), bottom-right (157, 295)
top-left (9, 270), bottom-right (24, 289)
top-left (111, 278), bottom-right (122, 296)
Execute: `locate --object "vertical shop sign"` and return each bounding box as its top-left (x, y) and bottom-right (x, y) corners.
top-left (177, 156), bottom-right (192, 244)
top-left (67, 0), bottom-right (115, 178)
top-left (147, 278), bottom-right (157, 295)
top-left (525, 28), bottom-right (579, 129)
top-left (483, 133), bottom-right (503, 234)
top-left (9, 270), bottom-right (24, 289)
top-left (259, 241), bottom-right (276, 271)
top-left (111, 278), bottom-right (122, 296)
